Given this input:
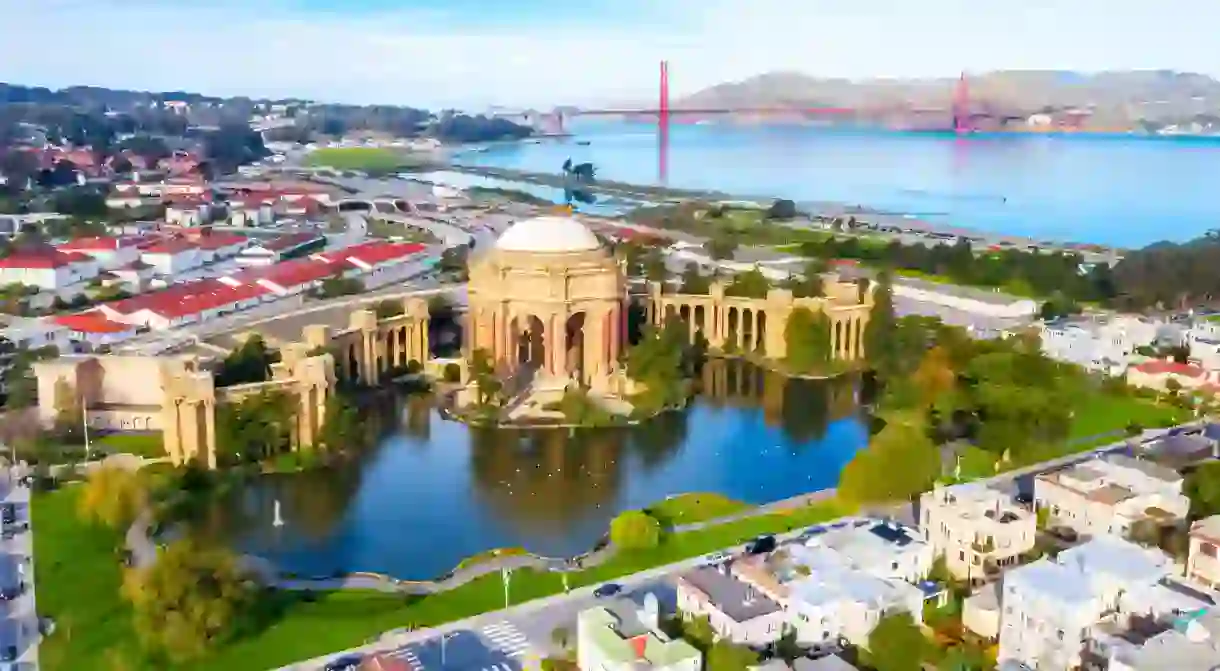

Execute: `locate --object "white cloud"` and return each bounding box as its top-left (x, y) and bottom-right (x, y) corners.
top-left (0, 0), bottom-right (1217, 109)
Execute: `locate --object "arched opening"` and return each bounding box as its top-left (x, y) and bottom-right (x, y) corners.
top-left (566, 312), bottom-right (587, 382)
top-left (663, 304), bottom-right (678, 326)
top-left (727, 307), bottom-right (739, 350)
top-left (347, 343), bottom-right (360, 382)
top-left (514, 315), bottom-right (546, 370)
top-left (834, 320), bottom-right (843, 358)
top-left (693, 305), bottom-right (706, 339)
top-left (679, 304), bottom-right (691, 324)
top-left (742, 308), bottom-right (754, 351)
top-left (756, 310), bottom-right (767, 354)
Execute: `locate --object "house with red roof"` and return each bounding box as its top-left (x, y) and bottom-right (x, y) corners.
top-left (220, 256), bottom-right (339, 296)
top-left (139, 238), bottom-right (203, 276)
top-left (0, 246), bottom-right (100, 293)
top-left (236, 232), bottom-right (326, 267)
top-left (99, 278), bottom-right (271, 330)
top-left (53, 311), bottom-right (138, 348)
top-left (312, 241), bottom-right (429, 289)
top-left (1127, 359), bottom-right (1214, 394)
top-left (57, 235), bottom-right (145, 270)
top-left (189, 232), bottom-right (250, 263)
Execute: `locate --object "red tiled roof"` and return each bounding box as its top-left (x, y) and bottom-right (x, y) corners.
top-left (54, 311), bottom-right (133, 334)
top-left (193, 233), bottom-right (248, 250)
top-left (140, 238), bottom-right (197, 255)
top-left (0, 248), bottom-right (80, 269)
top-left (252, 257), bottom-right (338, 289)
top-left (103, 279), bottom-right (269, 319)
top-left (58, 235), bottom-right (144, 252)
top-left (1133, 360), bottom-right (1205, 378)
top-left (321, 241), bottom-right (426, 268)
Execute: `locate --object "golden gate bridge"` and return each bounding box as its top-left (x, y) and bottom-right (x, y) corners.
top-left (491, 61), bottom-right (1053, 182)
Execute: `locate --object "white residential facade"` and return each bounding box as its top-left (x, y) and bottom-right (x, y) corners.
top-left (920, 482), bottom-right (1037, 581)
top-left (1034, 454), bottom-right (1190, 539)
top-left (1038, 315), bottom-right (1161, 375)
top-left (577, 601), bottom-right (702, 671)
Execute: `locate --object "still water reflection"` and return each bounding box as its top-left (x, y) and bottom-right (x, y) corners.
top-left (192, 361), bottom-right (870, 580)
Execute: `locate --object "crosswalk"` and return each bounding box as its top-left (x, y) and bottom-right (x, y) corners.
top-left (481, 621), bottom-right (532, 658)
top-left (386, 646), bottom-right (423, 670)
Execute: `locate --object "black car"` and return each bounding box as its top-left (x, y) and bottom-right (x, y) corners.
top-left (0, 645), bottom-right (14, 662)
top-left (593, 583), bottom-right (623, 598)
top-left (323, 654), bottom-right (363, 671)
top-left (746, 534), bottom-right (777, 555)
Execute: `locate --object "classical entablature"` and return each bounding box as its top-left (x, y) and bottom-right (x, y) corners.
top-left (646, 278), bottom-right (873, 360)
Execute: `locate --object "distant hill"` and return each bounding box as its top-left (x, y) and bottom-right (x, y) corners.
top-left (676, 70), bottom-right (1220, 125)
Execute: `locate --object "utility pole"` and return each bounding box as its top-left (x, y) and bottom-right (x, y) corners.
top-left (81, 396), bottom-right (92, 462)
top-left (501, 567), bottom-right (512, 609)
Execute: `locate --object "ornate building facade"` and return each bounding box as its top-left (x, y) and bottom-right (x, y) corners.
top-left (465, 215), bottom-right (627, 392)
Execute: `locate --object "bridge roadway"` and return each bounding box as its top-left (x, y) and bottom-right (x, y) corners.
top-left (281, 422), bottom-right (1197, 671)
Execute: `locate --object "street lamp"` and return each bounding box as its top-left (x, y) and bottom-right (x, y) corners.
top-left (439, 631), bottom-right (459, 668)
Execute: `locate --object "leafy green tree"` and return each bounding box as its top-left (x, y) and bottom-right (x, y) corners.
top-left (866, 611), bottom-right (928, 671)
top-left (469, 348), bottom-right (502, 406)
top-left (373, 299), bottom-right (401, 319)
top-left (121, 539), bottom-right (255, 663)
top-left (680, 614), bottom-right (715, 649)
top-left (704, 234), bottom-right (738, 261)
top-left (839, 418), bottom-right (940, 505)
top-left (214, 390), bottom-right (295, 463)
top-left (317, 392), bottom-right (364, 453)
top-left (911, 346), bottom-right (956, 409)
top-left (766, 199), bottom-right (797, 220)
top-left (625, 321), bottom-right (691, 412)
top-left (775, 625), bottom-right (803, 662)
top-left (215, 334), bottom-right (276, 387)
top-left (785, 307), bottom-right (832, 372)
top-left (609, 510), bottom-right (661, 550)
top-left (78, 466), bottom-right (148, 529)
top-left (705, 640), bottom-right (758, 671)
top-left (724, 267), bottom-right (771, 298)
top-left (1186, 462), bottom-right (1220, 519)
top-left (680, 263), bottom-right (711, 294)
top-left (863, 270), bottom-right (897, 375)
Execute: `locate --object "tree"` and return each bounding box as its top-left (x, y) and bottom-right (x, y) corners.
top-left (121, 539), bottom-right (256, 663)
top-left (839, 418), bottom-right (940, 505)
top-left (373, 299), bottom-right (401, 319)
top-left (1185, 462), bottom-right (1220, 519)
top-left (316, 392), bottom-right (364, 453)
top-left (51, 376), bottom-right (82, 443)
top-left (705, 640), bottom-right (758, 671)
top-left (680, 614), bottom-right (715, 649)
top-left (785, 308), bottom-right (832, 372)
top-left (213, 390), bottom-right (295, 463)
top-left (679, 263), bottom-right (711, 294)
top-left (911, 346), bottom-right (956, 408)
top-left (775, 625), bottom-right (803, 662)
top-left (609, 510), bottom-right (661, 550)
top-left (766, 199), bottom-right (797, 220)
top-left (724, 267), bottom-right (771, 298)
top-left (866, 611), bottom-right (928, 671)
top-left (1166, 377), bottom-right (1183, 397)
top-left (469, 348), bottom-right (502, 407)
top-left (704, 234), bottom-right (738, 261)
top-left (78, 465), bottom-right (148, 529)
top-left (214, 334), bottom-right (275, 387)
top-left (863, 271), bottom-right (896, 375)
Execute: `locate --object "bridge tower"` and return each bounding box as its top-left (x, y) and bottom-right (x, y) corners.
top-left (658, 60), bottom-right (671, 183)
top-left (952, 72), bottom-right (971, 134)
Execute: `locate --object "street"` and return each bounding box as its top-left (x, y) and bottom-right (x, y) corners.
top-left (0, 466), bottom-right (38, 671)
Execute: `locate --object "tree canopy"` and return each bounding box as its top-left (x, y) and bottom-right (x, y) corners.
top-left (723, 267), bottom-right (771, 298)
top-left (78, 466), bottom-right (149, 529)
top-left (214, 335), bottom-right (276, 387)
top-left (865, 611), bottom-right (929, 671)
top-left (839, 418), bottom-right (941, 505)
top-left (706, 640), bottom-right (759, 671)
top-left (122, 539), bottom-right (256, 663)
top-left (784, 307), bottom-right (833, 373)
top-left (863, 271), bottom-right (897, 376)
top-left (609, 510), bottom-right (661, 550)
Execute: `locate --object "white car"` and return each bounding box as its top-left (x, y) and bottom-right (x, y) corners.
top-left (701, 551), bottom-right (732, 566)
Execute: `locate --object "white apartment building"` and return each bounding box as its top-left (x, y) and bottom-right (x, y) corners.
top-left (0, 247), bottom-right (100, 293)
top-left (577, 599), bottom-right (701, 671)
top-left (1034, 454), bottom-right (1189, 539)
top-left (681, 522), bottom-right (933, 650)
top-left (1187, 516), bottom-right (1220, 590)
top-left (1107, 608), bottom-right (1220, 671)
top-left (920, 482), bottom-right (1037, 581)
top-left (1039, 315), bottom-right (1160, 375)
top-left (997, 537), bottom-right (1181, 670)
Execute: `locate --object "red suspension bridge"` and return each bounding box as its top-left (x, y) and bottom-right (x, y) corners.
top-left (491, 61), bottom-right (1070, 182)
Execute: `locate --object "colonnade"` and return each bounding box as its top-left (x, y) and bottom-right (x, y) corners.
top-left (464, 302), bottom-right (623, 386)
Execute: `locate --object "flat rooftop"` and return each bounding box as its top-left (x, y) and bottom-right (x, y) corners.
top-left (678, 566), bottom-right (782, 622)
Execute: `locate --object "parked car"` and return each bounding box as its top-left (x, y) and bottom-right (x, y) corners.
top-left (323, 654), bottom-right (362, 671)
top-left (746, 535), bottom-right (777, 555)
top-left (702, 551), bottom-right (732, 566)
top-left (593, 583), bottom-right (623, 598)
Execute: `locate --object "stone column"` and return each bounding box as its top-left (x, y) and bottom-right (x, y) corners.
top-left (421, 318), bottom-right (430, 362)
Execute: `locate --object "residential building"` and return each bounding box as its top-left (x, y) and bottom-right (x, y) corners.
top-left (675, 565), bottom-right (786, 646)
top-left (0, 247), bottom-right (100, 293)
top-left (99, 279), bottom-right (271, 330)
top-left (996, 537), bottom-right (1194, 670)
top-left (57, 235), bottom-right (144, 270)
top-left (920, 482), bottom-right (1037, 581)
top-left (1034, 454), bottom-right (1189, 539)
top-left (139, 238), bottom-right (204, 276)
top-left (1187, 516), bottom-right (1220, 589)
top-left (1106, 608), bottom-right (1220, 671)
top-left (52, 311), bottom-right (138, 349)
top-left (1126, 360), bottom-right (1212, 393)
top-left (236, 232), bottom-right (326, 266)
top-left (1039, 315), bottom-right (1160, 375)
top-left (576, 599), bottom-right (701, 671)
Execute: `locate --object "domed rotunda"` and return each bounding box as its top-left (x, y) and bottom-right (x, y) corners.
top-left (465, 214), bottom-right (626, 389)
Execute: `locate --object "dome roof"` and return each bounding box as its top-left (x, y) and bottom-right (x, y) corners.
top-left (495, 216), bottom-right (602, 253)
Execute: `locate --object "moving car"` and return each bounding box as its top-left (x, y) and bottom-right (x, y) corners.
top-left (745, 534), bottom-right (777, 555)
top-left (593, 583), bottom-right (623, 598)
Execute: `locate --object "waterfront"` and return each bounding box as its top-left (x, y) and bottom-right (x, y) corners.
top-left (455, 122), bottom-right (1220, 248)
top-left (190, 361), bottom-right (867, 580)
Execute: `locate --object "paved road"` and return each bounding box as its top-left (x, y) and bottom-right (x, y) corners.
top-left (0, 466), bottom-right (38, 670)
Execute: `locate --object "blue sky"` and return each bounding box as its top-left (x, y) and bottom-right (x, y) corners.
top-left (2, 0), bottom-right (1218, 108)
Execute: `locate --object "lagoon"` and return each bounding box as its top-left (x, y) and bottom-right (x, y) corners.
top-left (191, 361), bottom-right (867, 580)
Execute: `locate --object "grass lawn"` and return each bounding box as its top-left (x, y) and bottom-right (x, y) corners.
top-left (643, 492), bottom-right (749, 527)
top-left (95, 433), bottom-right (166, 459)
top-left (1068, 393), bottom-right (1187, 440)
top-left (34, 487), bottom-right (847, 671)
top-left (303, 147), bottom-right (427, 172)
